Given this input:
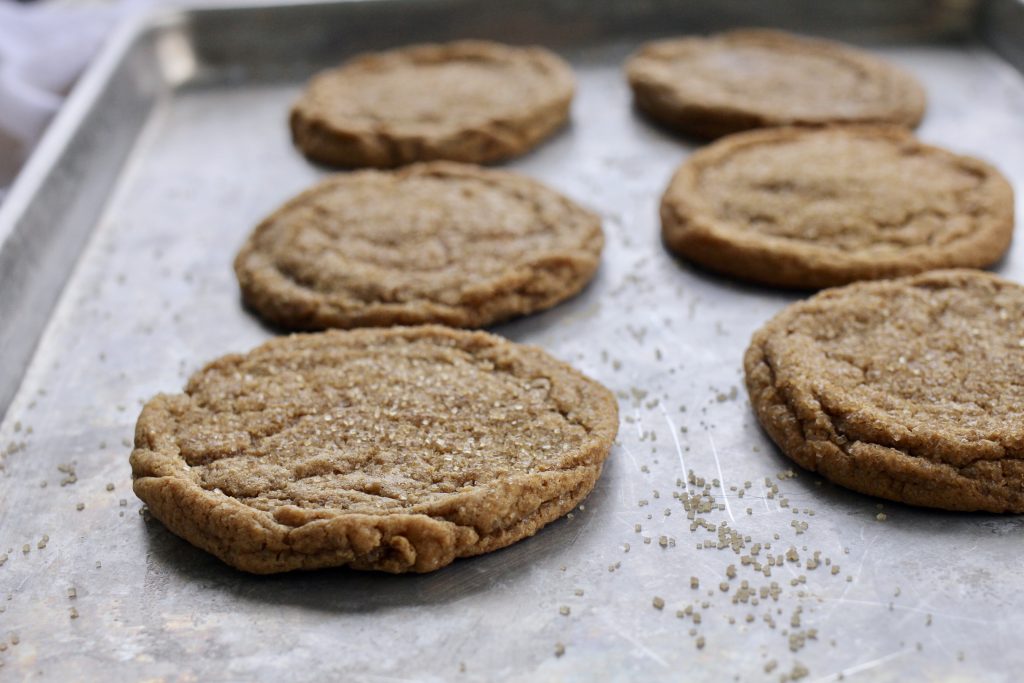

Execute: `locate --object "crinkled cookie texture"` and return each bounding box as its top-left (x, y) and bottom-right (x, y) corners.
top-left (744, 270), bottom-right (1024, 512)
top-left (661, 126), bottom-right (1014, 288)
top-left (235, 162), bottom-right (603, 330)
top-left (626, 29), bottom-right (925, 139)
top-left (131, 326), bottom-right (619, 573)
top-left (291, 40), bottom-right (575, 167)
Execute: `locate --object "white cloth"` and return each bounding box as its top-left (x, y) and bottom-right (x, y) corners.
top-left (0, 0), bottom-right (152, 201)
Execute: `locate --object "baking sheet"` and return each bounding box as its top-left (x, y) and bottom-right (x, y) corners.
top-left (2, 1), bottom-right (1024, 680)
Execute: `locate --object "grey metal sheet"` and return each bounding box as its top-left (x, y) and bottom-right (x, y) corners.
top-left (1, 1), bottom-right (1024, 681)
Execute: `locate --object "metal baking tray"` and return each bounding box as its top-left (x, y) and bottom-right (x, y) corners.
top-left (2, 0), bottom-right (1024, 680)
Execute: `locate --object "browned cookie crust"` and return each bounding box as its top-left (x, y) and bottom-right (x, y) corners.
top-left (234, 162), bottom-right (603, 330)
top-left (291, 40), bottom-right (574, 167)
top-left (131, 326), bottom-right (619, 573)
top-left (626, 29), bottom-right (926, 139)
top-left (744, 270), bottom-right (1024, 512)
top-left (661, 126), bottom-right (1014, 288)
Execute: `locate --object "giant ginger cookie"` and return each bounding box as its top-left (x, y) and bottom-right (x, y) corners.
top-left (661, 126), bottom-right (1013, 288)
top-left (626, 29), bottom-right (925, 139)
top-left (234, 162), bottom-right (603, 330)
top-left (131, 326), bottom-right (619, 573)
top-left (744, 270), bottom-right (1024, 512)
top-left (291, 40), bottom-right (574, 167)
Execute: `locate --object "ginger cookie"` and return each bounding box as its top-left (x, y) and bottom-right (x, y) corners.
top-left (745, 270), bottom-right (1024, 513)
top-left (130, 326), bottom-right (619, 573)
top-left (626, 29), bottom-right (925, 139)
top-left (234, 162), bottom-right (603, 330)
top-left (291, 40), bottom-right (574, 167)
top-left (661, 126), bottom-right (1014, 288)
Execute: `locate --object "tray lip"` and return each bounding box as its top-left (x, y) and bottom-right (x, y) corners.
top-left (0, 12), bottom-right (142, 249)
top-left (0, 10), bottom-right (156, 423)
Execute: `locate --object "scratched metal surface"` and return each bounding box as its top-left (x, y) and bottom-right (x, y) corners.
top-left (1, 1), bottom-right (1024, 681)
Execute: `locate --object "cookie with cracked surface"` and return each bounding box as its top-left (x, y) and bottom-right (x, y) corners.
top-left (234, 162), bottom-right (603, 330)
top-left (131, 326), bottom-right (619, 573)
top-left (744, 270), bottom-right (1024, 512)
top-left (661, 126), bottom-right (1014, 288)
top-left (291, 40), bottom-right (574, 167)
top-left (626, 29), bottom-right (925, 139)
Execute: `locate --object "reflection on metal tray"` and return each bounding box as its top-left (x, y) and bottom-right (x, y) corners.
top-left (1, 0), bottom-right (1023, 680)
